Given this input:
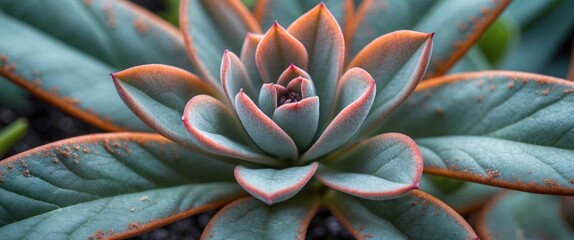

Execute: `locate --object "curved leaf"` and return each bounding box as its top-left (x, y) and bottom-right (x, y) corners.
top-left (183, 95), bottom-right (275, 165)
top-left (302, 68), bottom-right (375, 161)
top-left (0, 11), bottom-right (148, 132)
top-left (419, 174), bottom-right (500, 215)
top-left (181, 0), bottom-right (262, 84)
top-left (258, 83), bottom-right (286, 117)
top-left (235, 91), bottom-right (298, 161)
top-left (315, 133), bottom-right (422, 200)
top-left (0, 0), bottom-right (196, 132)
top-left (347, 0), bottom-right (510, 77)
top-left (287, 3), bottom-right (345, 124)
top-left (381, 71), bottom-right (574, 193)
top-left (202, 195), bottom-right (319, 239)
top-left (240, 33), bottom-right (264, 89)
top-left (221, 50), bottom-right (259, 106)
top-left (256, 22), bottom-right (308, 84)
top-left (349, 30), bottom-right (433, 136)
top-left (273, 97), bottom-right (320, 150)
top-left (476, 191), bottom-right (574, 239)
top-left (112, 64), bottom-right (220, 149)
top-left (254, 0), bottom-right (353, 30)
top-left (328, 190), bottom-right (478, 240)
top-left (276, 64), bottom-right (312, 86)
top-left (0, 133), bottom-right (245, 238)
top-left (234, 162), bottom-right (318, 204)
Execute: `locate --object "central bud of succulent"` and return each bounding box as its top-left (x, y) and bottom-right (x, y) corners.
top-left (279, 91), bottom-right (301, 106)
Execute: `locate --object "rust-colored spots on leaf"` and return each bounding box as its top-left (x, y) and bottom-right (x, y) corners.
top-left (83, 0), bottom-right (93, 5)
top-left (569, 179), bottom-right (574, 184)
top-left (489, 85), bottom-right (495, 92)
top-left (486, 170), bottom-right (501, 180)
top-left (541, 89), bottom-right (549, 96)
top-left (507, 81), bottom-right (514, 89)
top-left (476, 95), bottom-right (483, 102)
top-left (544, 179), bottom-right (560, 188)
top-left (0, 54), bottom-right (7, 63)
top-left (23, 169), bottom-right (30, 177)
top-left (103, 3), bottom-right (117, 28)
top-left (83, 147), bottom-right (91, 153)
top-left (128, 222), bottom-right (142, 230)
top-left (458, 22), bottom-right (468, 31)
top-left (88, 229), bottom-right (105, 240)
top-left (134, 18), bottom-right (149, 35)
top-left (563, 89), bottom-right (574, 94)
top-left (52, 158), bottom-right (59, 164)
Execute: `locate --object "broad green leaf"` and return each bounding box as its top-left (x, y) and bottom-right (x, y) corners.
top-left (419, 175), bottom-right (500, 214)
top-left (349, 30), bottom-right (433, 137)
top-left (381, 71), bottom-right (574, 193)
top-left (328, 190), bottom-right (478, 239)
top-left (476, 192), bottom-right (574, 239)
top-left (234, 162), bottom-right (318, 204)
top-left (0, 133), bottom-right (244, 238)
top-left (477, 15), bottom-right (519, 65)
top-left (254, 0), bottom-right (352, 30)
top-left (0, 0), bottom-right (195, 132)
top-left (347, 0), bottom-right (510, 77)
top-left (315, 133), bottom-right (422, 200)
top-left (499, 0), bottom-right (574, 75)
top-left (0, 118), bottom-right (27, 157)
top-left (287, 4), bottom-right (345, 125)
top-left (113, 64), bottom-right (221, 149)
top-left (202, 195), bottom-right (319, 239)
top-left (181, 0), bottom-right (262, 85)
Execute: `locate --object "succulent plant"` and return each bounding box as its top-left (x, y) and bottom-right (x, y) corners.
top-left (1, 0), bottom-right (574, 239)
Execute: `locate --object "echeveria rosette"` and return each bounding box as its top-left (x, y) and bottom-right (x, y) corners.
top-left (109, 2), bottom-right (482, 239)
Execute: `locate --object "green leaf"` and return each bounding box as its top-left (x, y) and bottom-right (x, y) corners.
top-left (0, 78), bottom-right (28, 110)
top-left (347, 0), bottom-right (510, 77)
top-left (419, 175), bottom-right (500, 214)
top-left (0, 133), bottom-right (245, 238)
top-left (477, 15), bottom-right (519, 65)
top-left (202, 195), bottom-right (319, 239)
top-left (476, 192), bottom-right (574, 239)
top-left (328, 190), bottom-right (478, 239)
top-left (234, 162), bottom-right (318, 204)
top-left (0, 118), bottom-right (27, 157)
top-left (381, 71), bottom-right (574, 193)
top-left (315, 133), bottom-right (422, 200)
top-left (0, 0), bottom-right (195, 131)
top-left (113, 64), bottom-right (221, 149)
top-left (181, 0), bottom-right (261, 84)
top-left (349, 30), bottom-right (433, 136)
top-left (254, 0), bottom-right (352, 30)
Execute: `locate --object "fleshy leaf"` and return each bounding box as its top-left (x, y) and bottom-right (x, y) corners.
top-left (240, 33), bottom-right (264, 88)
top-left (349, 30), bottom-right (433, 136)
top-left (286, 76), bottom-right (316, 98)
top-left (0, 133), bottom-right (245, 239)
top-left (254, 0), bottom-right (353, 30)
top-left (328, 190), bottom-right (478, 239)
top-left (276, 64), bottom-right (312, 86)
top-left (183, 95), bottom-right (275, 165)
top-left (221, 50), bottom-right (259, 106)
top-left (381, 71), bottom-right (574, 194)
top-left (234, 162), bottom-right (318, 204)
top-left (257, 83), bottom-right (287, 118)
top-left (112, 64), bottom-right (219, 149)
top-left (202, 195), bottom-right (319, 239)
top-left (476, 192), bottom-right (574, 239)
top-left (347, 0), bottom-right (510, 77)
top-left (419, 174), bottom-right (500, 214)
top-left (314, 133), bottom-right (422, 200)
top-left (181, 0), bottom-right (262, 84)
top-left (256, 22), bottom-right (308, 84)
top-left (235, 91), bottom-right (298, 161)
top-left (0, 10), bottom-right (149, 132)
top-left (302, 68), bottom-right (375, 161)
top-left (287, 3), bottom-right (345, 124)
top-left (273, 97), bottom-right (320, 150)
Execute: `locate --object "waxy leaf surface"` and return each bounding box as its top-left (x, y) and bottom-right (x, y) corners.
top-left (234, 162), bottom-right (318, 204)
top-left (0, 0), bottom-right (194, 131)
top-left (255, 0), bottom-right (352, 30)
top-left (0, 133), bottom-right (244, 239)
top-left (477, 192), bottom-right (574, 239)
top-left (181, 0), bottom-right (261, 84)
top-left (381, 71), bottom-right (574, 194)
top-left (328, 190), bottom-right (478, 239)
top-left (113, 64), bottom-right (219, 148)
top-left (315, 133), bottom-right (422, 200)
top-left (347, 0), bottom-right (510, 77)
top-left (203, 196), bottom-right (319, 239)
